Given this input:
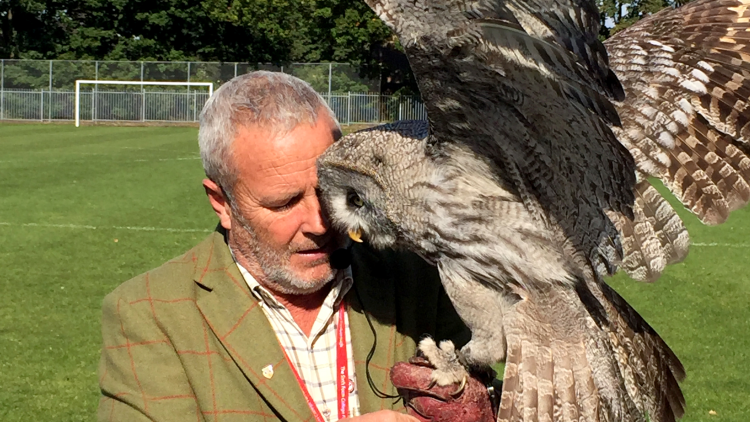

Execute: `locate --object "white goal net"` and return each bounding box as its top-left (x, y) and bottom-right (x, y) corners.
top-left (74, 80), bottom-right (214, 127)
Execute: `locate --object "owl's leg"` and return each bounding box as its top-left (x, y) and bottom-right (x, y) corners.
top-left (435, 259), bottom-right (510, 370)
top-left (459, 326), bottom-right (507, 368)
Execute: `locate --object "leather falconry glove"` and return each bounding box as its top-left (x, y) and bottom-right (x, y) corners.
top-left (390, 356), bottom-right (500, 422)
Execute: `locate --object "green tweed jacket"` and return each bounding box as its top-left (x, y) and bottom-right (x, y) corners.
top-left (98, 229), bottom-right (469, 421)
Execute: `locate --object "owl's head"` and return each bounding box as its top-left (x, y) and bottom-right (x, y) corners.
top-left (317, 120), bottom-right (429, 250)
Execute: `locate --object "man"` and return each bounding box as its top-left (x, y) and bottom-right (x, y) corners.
top-left (97, 71), bottom-right (488, 421)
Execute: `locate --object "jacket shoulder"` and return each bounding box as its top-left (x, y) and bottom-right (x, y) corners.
top-left (104, 232), bottom-right (224, 304)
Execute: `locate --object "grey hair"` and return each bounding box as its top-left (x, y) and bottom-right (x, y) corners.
top-left (198, 71), bottom-right (340, 192)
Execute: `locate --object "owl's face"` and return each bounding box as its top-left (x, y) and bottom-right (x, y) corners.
top-left (317, 121), bottom-right (430, 250)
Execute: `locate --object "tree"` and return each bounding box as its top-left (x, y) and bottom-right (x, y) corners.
top-left (0, 0), bottom-right (74, 59)
top-left (598, 0), bottom-right (693, 39)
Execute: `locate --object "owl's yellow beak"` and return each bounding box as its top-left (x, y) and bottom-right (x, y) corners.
top-left (348, 228), bottom-right (363, 243)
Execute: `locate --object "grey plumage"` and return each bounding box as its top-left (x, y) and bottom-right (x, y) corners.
top-left (317, 1), bottom-right (750, 421)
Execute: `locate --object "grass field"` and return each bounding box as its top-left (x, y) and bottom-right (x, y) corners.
top-left (0, 122), bottom-right (748, 421)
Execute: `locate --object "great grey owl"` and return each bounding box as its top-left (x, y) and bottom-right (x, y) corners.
top-left (317, 1), bottom-right (750, 421)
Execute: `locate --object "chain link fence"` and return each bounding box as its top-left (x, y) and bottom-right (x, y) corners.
top-left (0, 60), bottom-right (426, 125)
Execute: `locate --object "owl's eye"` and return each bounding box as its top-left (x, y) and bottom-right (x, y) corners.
top-left (347, 191), bottom-right (364, 208)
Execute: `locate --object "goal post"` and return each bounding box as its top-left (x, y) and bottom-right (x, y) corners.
top-left (74, 80), bottom-right (214, 127)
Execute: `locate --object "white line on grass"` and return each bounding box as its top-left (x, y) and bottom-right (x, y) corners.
top-left (132, 157), bottom-right (201, 162)
top-left (0, 222), bottom-right (212, 233)
top-left (0, 156), bottom-right (201, 164)
top-left (692, 242), bottom-right (750, 248)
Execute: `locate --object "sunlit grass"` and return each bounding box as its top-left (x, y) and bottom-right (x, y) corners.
top-left (0, 123), bottom-right (747, 421)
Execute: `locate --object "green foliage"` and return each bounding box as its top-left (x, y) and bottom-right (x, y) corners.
top-left (598, 0), bottom-right (693, 39)
top-left (0, 0), bottom-right (402, 92)
top-left (0, 0), bottom-right (394, 65)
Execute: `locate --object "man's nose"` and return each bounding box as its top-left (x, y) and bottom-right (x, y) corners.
top-left (302, 196), bottom-right (328, 236)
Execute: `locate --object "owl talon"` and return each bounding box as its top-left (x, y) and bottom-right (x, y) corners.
top-left (418, 337), bottom-right (470, 390)
top-left (450, 375), bottom-right (468, 397)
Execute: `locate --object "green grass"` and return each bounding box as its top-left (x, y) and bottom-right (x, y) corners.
top-left (0, 123), bottom-right (748, 421)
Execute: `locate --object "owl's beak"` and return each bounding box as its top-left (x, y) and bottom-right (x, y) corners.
top-left (348, 228), bottom-right (363, 243)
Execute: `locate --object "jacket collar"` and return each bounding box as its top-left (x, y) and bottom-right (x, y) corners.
top-left (193, 229), bottom-right (403, 418)
top-left (193, 230), bottom-right (316, 422)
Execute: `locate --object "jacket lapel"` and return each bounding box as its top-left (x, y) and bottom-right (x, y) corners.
top-left (194, 231), bottom-right (316, 422)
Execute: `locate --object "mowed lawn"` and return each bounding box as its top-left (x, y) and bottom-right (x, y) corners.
top-left (0, 123), bottom-right (748, 421)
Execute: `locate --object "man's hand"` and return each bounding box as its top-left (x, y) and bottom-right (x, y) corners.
top-left (390, 357), bottom-right (499, 422)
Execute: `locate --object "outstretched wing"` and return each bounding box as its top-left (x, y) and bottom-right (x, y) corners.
top-left (363, 0), bottom-right (683, 421)
top-left (365, 0), bottom-right (636, 275)
top-left (604, 0), bottom-right (750, 281)
top-left (359, 1), bottom-right (750, 421)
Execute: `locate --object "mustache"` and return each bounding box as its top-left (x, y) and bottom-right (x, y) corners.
top-left (290, 234), bottom-right (338, 253)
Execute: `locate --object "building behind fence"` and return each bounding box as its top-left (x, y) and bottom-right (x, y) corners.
top-left (0, 59), bottom-right (426, 125)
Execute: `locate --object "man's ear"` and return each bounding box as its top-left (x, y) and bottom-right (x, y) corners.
top-left (203, 178), bottom-right (232, 230)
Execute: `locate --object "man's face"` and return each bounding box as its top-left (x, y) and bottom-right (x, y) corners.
top-left (226, 114), bottom-right (344, 295)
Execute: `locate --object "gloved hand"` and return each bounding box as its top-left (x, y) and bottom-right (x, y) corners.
top-left (390, 356), bottom-right (500, 422)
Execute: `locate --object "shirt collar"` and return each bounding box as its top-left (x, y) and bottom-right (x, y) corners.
top-left (234, 260), bottom-right (353, 310)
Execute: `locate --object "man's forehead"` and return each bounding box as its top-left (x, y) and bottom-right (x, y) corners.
top-left (235, 124), bottom-right (331, 162)
top-left (231, 117), bottom-right (336, 190)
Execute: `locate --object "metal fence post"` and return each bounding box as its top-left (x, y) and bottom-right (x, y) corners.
top-left (377, 95), bottom-right (381, 122)
top-left (94, 61), bottom-right (99, 121)
top-left (187, 62), bottom-right (191, 94)
top-left (142, 89), bottom-right (146, 122)
top-left (40, 90), bottom-right (44, 121)
top-left (49, 60), bottom-right (53, 120)
top-left (234, 62), bottom-right (238, 78)
top-left (328, 63), bottom-right (332, 103)
top-left (347, 91), bottom-right (351, 126)
top-left (141, 61), bottom-right (145, 121)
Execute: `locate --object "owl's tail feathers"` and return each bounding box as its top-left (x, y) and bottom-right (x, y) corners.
top-left (498, 280), bottom-right (684, 422)
top-left (594, 281), bottom-right (686, 422)
top-left (606, 177), bottom-right (690, 282)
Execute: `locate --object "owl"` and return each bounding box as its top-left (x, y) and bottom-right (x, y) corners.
top-left (317, 1), bottom-right (750, 421)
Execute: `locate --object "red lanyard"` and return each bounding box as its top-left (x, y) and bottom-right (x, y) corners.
top-left (280, 301), bottom-right (349, 422)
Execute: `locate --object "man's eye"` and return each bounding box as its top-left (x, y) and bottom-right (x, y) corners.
top-left (347, 191), bottom-right (364, 208)
top-left (269, 195), bottom-right (301, 211)
top-left (271, 202), bottom-right (293, 211)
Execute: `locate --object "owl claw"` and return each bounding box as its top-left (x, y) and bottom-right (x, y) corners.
top-left (450, 375), bottom-right (468, 397)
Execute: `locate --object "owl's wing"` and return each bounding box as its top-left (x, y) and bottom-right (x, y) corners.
top-left (366, 0), bottom-right (636, 274)
top-left (603, 0), bottom-right (750, 281)
top-left (500, 0), bottom-right (625, 100)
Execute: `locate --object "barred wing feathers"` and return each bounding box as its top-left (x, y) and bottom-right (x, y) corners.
top-left (605, 0), bottom-right (750, 281)
top-left (364, 0), bottom-right (637, 270)
top-left (503, 0), bottom-right (625, 100)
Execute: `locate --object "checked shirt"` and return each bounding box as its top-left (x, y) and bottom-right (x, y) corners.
top-left (237, 264), bottom-right (361, 421)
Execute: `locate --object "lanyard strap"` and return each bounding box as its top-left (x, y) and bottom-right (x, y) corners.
top-left (336, 301), bottom-right (349, 420)
top-left (281, 301), bottom-right (349, 422)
